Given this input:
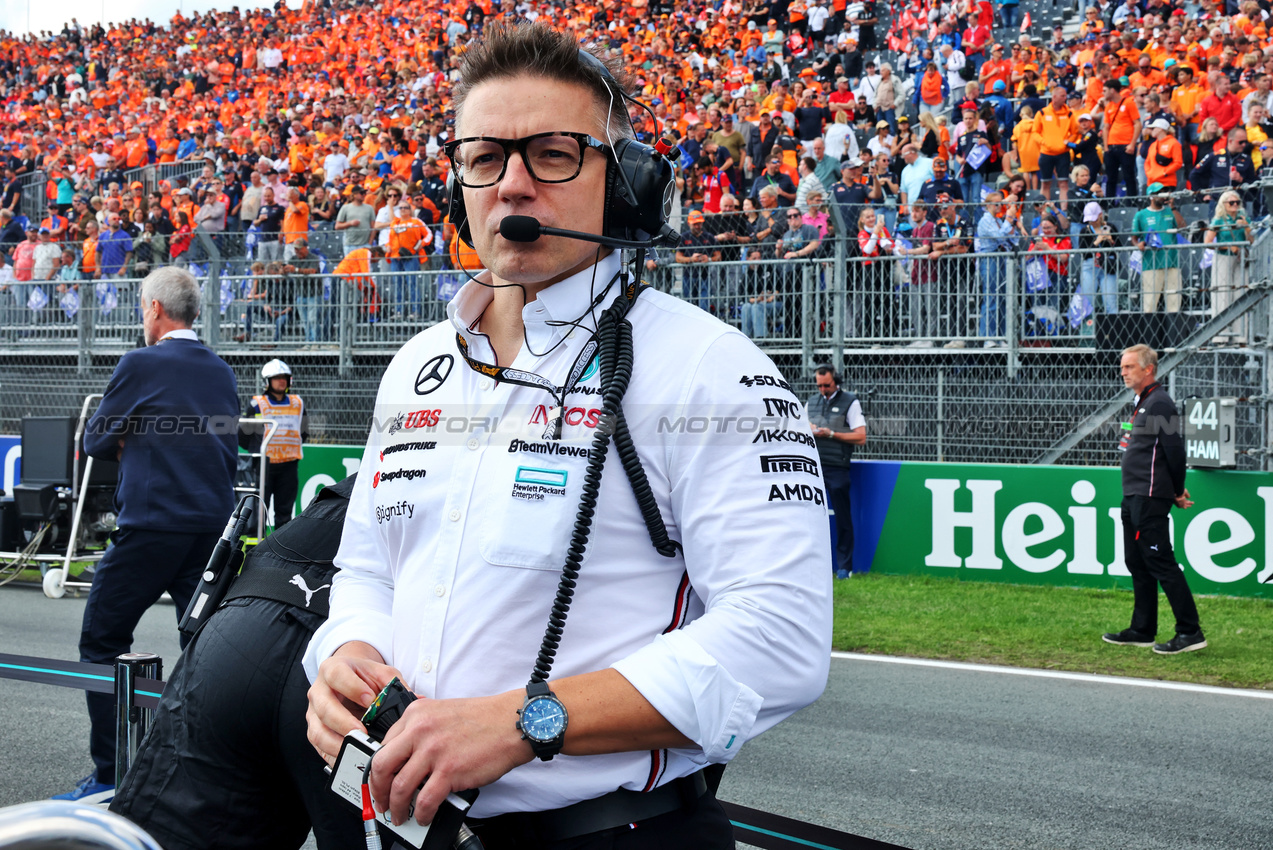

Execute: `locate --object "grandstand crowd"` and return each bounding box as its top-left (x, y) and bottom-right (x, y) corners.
top-left (0, 0), bottom-right (1268, 344)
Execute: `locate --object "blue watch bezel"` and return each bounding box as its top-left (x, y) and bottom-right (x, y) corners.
top-left (517, 682), bottom-right (568, 760)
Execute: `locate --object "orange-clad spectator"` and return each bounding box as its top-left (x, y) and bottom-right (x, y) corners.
top-left (391, 142), bottom-right (414, 182)
top-left (81, 222), bottom-right (100, 279)
top-left (979, 44), bottom-right (1012, 95)
top-left (172, 187), bottom-right (199, 230)
top-left (1170, 66), bottom-right (1206, 130)
top-left (386, 203), bottom-right (430, 263)
top-left (1144, 118), bottom-right (1184, 188)
top-left (124, 128), bottom-right (149, 168)
top-left (1129, 56), bottom-right (1166, 91)
top-left (386, 200), bottom-right (430, 316)
top-left (157, 130), bottom-right (179, 163)
top-left (282, 187), bottom-right (310, 254)
top-left (334, 243), bottom-right (384, 320)
top-left (444, 213), bottom-right (485, 272)
top-left (1102, 78), bottom-right (1143, 197)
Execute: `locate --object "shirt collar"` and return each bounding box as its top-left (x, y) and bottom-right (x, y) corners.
top-left (449, 252), bottom-right (623, 361)
top-left (160, 328), bottom-right (199, 342)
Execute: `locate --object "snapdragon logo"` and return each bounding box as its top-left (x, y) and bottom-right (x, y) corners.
top-left (372, 468), bottom-right (427, 488)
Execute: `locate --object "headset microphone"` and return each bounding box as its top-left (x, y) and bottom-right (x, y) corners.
top-left (499, 215), bottom-right (678, 250)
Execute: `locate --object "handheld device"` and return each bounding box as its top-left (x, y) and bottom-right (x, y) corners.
top-left (329, 730), bottom-right (478, 850)
top-left (329, 678), bottom-right (480, 850)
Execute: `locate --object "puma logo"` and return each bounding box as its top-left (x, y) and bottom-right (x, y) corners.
top-left (289, 574), bottom-right (331, 608)
top-left (1149, 545), bottom-right (1159, 551)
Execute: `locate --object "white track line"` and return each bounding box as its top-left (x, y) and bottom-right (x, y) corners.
top-left (831, 651), bottom-right (1273, 700)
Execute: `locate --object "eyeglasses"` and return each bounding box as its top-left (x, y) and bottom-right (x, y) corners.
top-left (444, 132), bottom-right (609, 188)
top-left (786, 213), bottom-right (803, 218)
top-left (1226, 200), bottom-right (1241, 206)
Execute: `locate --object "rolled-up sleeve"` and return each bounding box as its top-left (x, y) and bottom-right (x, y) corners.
top-left (612, 332), bottom-right (833, 762)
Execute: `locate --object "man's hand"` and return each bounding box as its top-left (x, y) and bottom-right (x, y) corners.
top-left (812, 425), bottom-right (833, 438)
top-left (1175, 488), bottom-right (1194, 510)
top-left (369, 689), bottom-right (531, 828)
top-left (305, 642), bottom-right (404, 766)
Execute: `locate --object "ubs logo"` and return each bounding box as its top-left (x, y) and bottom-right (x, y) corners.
top-left (414, 354), bottom-right (454, 395)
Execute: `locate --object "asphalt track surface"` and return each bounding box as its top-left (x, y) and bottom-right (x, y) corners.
top-left (2, 583), bottom-right (1271, 850)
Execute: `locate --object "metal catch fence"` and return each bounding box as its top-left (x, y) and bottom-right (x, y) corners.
top-left (1, 205), bottom-right (1270, 466)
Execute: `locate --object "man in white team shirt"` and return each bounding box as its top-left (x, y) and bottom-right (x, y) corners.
top-left (304, 23), bottom-right (831, 849)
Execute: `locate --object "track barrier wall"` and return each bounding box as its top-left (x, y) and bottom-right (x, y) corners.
top-left (7, 440), bottom-right (1270, 598)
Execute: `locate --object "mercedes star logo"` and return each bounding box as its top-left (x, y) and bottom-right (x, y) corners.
top-left (414, 354), bottom-right (454, 395)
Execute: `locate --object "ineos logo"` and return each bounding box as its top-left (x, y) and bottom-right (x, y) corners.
top-left (414, 354), bottom-right (454, 395)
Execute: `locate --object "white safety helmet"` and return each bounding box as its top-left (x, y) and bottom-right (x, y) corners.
top-left (262, 359), bottom-right (292, 389)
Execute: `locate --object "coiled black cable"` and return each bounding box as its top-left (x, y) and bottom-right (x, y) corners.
top-left (528, 275), bottom-right (680, 685)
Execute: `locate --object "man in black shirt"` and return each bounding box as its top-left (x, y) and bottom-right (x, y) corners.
top-left (1103, 344), bottom-right (1204, 654)
top-left (832, 159), bottom-right (870, 229)
top-left (706, 194), bottom-right (752, 314)
top-left (749, 156), bottom-right (798, 207)
top-left (676, 209), bottom-right (722, 315)
top-left (286, 239), bottom-right (324, 343)
top-left (1, 168), bottom-right (20, 217)
top-left (917, 156), bottom-right (965, 220)
top-left (794, 90), bottom-right (831, 153)
top-left (255, 185), bottom-right (286, 263)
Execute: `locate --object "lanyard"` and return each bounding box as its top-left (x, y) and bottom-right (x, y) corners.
top-left (454, 270), bottom-right (638, 439)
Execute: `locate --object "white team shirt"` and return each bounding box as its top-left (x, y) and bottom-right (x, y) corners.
top-left (304, 252), bottom-right (831, 817)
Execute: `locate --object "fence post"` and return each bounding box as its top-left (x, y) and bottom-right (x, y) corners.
top-left (936, 367), bottom-right (944, 462)
top-left (202, 261), bottom-right (221, 351)
top-left (339, 278), bottom-right (353, 378)
top-left (1006, 250), bottom-right (1019, 380)
top-left (832, 234), bottom-right (846, 376)
top-left (77, 286), bottom-right (92, 376)
top-left (114, 652), bottom-right (162, 788)
top-left (801, 263), bottom-right (814, 372)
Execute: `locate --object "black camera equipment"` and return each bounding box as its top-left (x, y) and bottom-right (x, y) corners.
top-left (10, 415), bottom-right (118, 555)
top-left (177, 494), bottom-right (258, 637)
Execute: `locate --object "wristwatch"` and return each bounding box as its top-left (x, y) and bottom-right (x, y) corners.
top-left (516, 681), bottom-right (569, 761)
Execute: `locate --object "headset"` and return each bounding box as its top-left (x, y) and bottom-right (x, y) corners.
top-left (445, 48), bottom-right (678, 251)
top-left (815, 364), bottom-right (842, 388)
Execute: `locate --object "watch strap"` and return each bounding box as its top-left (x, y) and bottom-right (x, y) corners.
top-left (520, 681), bottom-right (567, 761)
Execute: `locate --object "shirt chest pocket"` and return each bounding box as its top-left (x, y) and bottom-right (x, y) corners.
top-left (476, 446), bottom-right (593, 571)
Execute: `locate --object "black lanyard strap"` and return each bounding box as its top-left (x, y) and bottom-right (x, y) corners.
top-left (454, 270), bottom-right (640, 439)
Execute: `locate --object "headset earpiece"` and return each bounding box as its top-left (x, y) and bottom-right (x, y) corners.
top-left (604, 137), bottom-right (676, 244)
top-left (445, 173), bottom-right (472, 247)
top-left (577, 49), bottom-right (676, 246)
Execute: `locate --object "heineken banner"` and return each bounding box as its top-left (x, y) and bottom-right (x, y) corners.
top-left (7, 435), bottom-right (1270, 598)
top-left (297, 444), bottom-right (364, 510)
top-left (856, 460), bottom-right (1273, 599)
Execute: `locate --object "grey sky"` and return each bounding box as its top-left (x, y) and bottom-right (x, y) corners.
top-left (1, 0), bottom-right (279, 39)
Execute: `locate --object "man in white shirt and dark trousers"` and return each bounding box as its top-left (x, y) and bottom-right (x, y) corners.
top-left (304, 23), bottom-right (831, 850)
top-left (807, 366), bottom-right (867, 579)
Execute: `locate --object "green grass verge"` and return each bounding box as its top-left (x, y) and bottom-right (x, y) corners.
top-left (835, 573), bottom-right (1273, 690)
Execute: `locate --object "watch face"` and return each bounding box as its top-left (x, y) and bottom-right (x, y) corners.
top-left (520, 696), bottom-right (567, 743)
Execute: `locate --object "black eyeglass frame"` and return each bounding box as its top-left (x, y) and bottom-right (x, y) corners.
top-left (443, 131), bottom-right (611, 189)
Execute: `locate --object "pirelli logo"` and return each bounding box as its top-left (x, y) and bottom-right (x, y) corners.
top-left (760, 454), bottom-right (819, 476)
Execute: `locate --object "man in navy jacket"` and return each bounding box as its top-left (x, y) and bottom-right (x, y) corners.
top-left (56, 266), bottom-right (239, 805)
